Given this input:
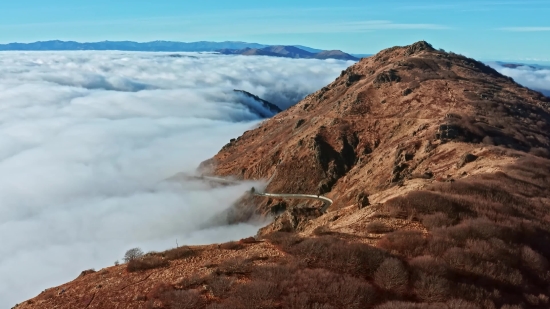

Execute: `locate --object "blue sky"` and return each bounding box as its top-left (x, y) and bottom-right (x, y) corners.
top-left (1, 0), bottom-right (549, 60)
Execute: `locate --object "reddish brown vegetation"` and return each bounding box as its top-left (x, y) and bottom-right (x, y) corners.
top-left (127, 255), bottom-right (169, 272)
top-left (375, 156), bottom-right (550, 307)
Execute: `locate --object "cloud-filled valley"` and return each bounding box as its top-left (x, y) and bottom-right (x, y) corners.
top-left (0, 51), bottom-right (353, 307)
top-left (488, 62), bottom-right (550, 97)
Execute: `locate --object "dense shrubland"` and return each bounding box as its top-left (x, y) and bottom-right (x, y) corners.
top-left (132, 155), bottom-right (549, 309)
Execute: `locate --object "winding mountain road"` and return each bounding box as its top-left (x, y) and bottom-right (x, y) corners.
top-left (197, 175), bottom-right (333, 213)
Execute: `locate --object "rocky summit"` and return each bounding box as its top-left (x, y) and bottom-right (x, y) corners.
top-left (18, 41), bottom-right (550, 309)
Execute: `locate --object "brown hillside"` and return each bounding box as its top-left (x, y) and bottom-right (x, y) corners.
top-left (203, 41), bottom-right (550, 217)
top-left (17, 41), bottom-right (550, 309)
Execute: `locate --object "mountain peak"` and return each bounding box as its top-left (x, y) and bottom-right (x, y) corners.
top-left (208, 40), bottom-right (550, 209)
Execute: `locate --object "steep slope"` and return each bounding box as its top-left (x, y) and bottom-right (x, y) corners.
top-left (17, 41), bottom-right (550, 309)
top-left (204, 41), bottom-right (550, 215)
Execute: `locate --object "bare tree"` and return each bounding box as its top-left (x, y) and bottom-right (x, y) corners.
top-left (124, 248), bottom-right (144, 263)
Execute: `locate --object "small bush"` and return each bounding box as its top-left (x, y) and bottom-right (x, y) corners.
top-left (413, 272), bottom-right (452, 302)
top-left (313, 225), bottom-right (333, 235)
top-left (378, 230), bottom-right (426, 257)
top-left (409, 255), bottom-right (449, 277)
top-left (264, 232), bottom-right (303, 250)
top-left (219, 241), bottom-right (244, 250)
top-left (235, 281), bottom-right (280, 306)
top-left (374, 257), bottom-right (409, 292)
top-left (239, 237), bottom-right (257, 244)
top-left (217, 257), bottom-right (250, 275)
top-left (147, 283), bottom-right (174, 300)
top-left (165, 246), bottom-right (194, 261)
top-left (425, 236), bottom-right (456, 257)
top-left (375, 301), bottom-right (444, 309)
top-left (291, 235), bottom-right (387, 276)
top-left (251, 263), bottom-right (301, 283)
top-left (124, 248), bottom-right (144, 263)
top-left (366, 221), bottom-right (393, 233)
top-left (207, 275), bottom-right (235, 298)
top-left (421, 212), bottom-right (453, 229)
top-left (127, 256), bottom-right (169, 272)
top-left (521, 245), bottom-right (549, 273)
top-left (283, 268), bottom-right (376, 309)
top-left (159, 289), bottom-right (205, 309)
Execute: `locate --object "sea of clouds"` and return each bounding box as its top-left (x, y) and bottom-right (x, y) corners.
top-left (488, 62), bottom-right (550, 97)
top-left (0, 51), bottom-right (353, 306)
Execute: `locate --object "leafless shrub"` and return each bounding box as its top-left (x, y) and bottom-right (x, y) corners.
top-left (251, 263), bottom-right (300, 283)
top-left (177, 273), bottom-right (207, 289)
top-left (283, 268), bottom-right (376, 309)
top-left (124, 248), bottom-right (144, 263)
top-left (413, 272), bottom-right (451, 302)
top-left (291, 235), bottom-right (387, 275)
top-left (374, 257), bottom-right (409, 292)
top-left (219, 241), bottom-right (244, 250)
top-left (239, 237), bottom-right (257, 244)
top-left (521, 245), bottom-right (549, 273)
top-left (425, 236), bottom-right (456, 257)
top-left (216, 257), bottom-right (250, 275)
top-left (529, 147), bottom-right (550, 158)
top-left (523, 293), bottom-right (546, 306)
top-left (366, 221), bottom-right (393, 233)
top-left (435, 218), bottom-right (513, 243)
top-left (465, 238), bottom-right (519, 266)
top-left (375, 301), bottom-right (442, 309)
top-left (160, 289), bottom-right (205, 309)
top-left (78, 269), bottom-right (96, 277)
top-left (384, 191), bottom-right (466, 218)
top-left (127, 255), bottom-right (169, 272)
top-left (500, 305), bottom-right (523, 309)
top-left (446, 299), bottom-right (482, 309)
top-left (206, 299), bottom-right (246, 309)
top-left (313, 225), bottom-right (333, 235)
top-left (165, 246), bottom-right (194, 261)
top-left (377, 230), bottom-right (426, 257)
top-left (409, 255), bottom-right (449, 277)
top-left (421, 212), bottom-right (453, 229)
top-left (264, 231), bottom-right (304, 250)
top-left (147, 283), bottom-right (174, 300)
top-left (235, 281), bottom-right (280, 307)
top-left (207, 275), bottom-right (235, 298)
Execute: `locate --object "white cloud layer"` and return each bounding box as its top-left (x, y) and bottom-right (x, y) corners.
top-left (488, 62), bottom-right (550, 96)
top-left (0, 51), bottom-right (352, 307)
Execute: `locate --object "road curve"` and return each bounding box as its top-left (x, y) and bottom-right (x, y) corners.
top-left (196, 175), bottom-right (333, 213)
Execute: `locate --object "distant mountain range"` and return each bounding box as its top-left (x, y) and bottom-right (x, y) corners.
top-left (217, 46), bottom-right (359, 61)
top-left (0, 40), bottom-right (366, 60)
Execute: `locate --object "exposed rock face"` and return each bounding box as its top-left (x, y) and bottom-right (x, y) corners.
top-left (206, 41), bottom-right (550, 215)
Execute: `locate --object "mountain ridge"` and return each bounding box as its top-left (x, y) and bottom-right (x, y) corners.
top-left (16, 41), bottom-right (550, 309)
top-left (0, 40), bottom-right (357, 57)
top-left (217, 45), bottom-right (359, 61)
